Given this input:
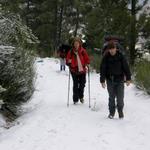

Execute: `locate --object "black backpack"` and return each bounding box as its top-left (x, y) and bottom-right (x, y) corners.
top-left (102, 35), bottom-right (126, 56)
top-left (58, 44), bottom-right (71, 58)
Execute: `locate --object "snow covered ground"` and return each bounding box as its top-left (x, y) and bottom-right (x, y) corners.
top-left (0, 57), bottom-right (150, 150)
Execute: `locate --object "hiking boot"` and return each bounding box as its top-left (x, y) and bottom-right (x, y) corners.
top-left (74, 101), bottom-right (78, 105)
top-left (118, 110), bottom-right (124, 119)
top-left (108, 114), bottom-right (114, 119)
top-left (80, 98), bottom-right (84, 104)
top-left (108, 110), bottom-right (115, 119)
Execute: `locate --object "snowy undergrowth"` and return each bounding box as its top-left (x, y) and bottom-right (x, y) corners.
top-left (0, 57), bottom-right (150, 150)
top-left (0, 13), bottom-right (38, 117)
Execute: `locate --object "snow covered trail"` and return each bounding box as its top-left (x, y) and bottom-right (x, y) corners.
top-left (0, 57), bottom-right (150, 150)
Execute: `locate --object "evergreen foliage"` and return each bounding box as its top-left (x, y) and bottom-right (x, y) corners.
top-left (1, 0), bottom-right (149, 65)
top-left (0, 13), bottom-right (39, 117)
top-left (135, 59), bottom-right (150, 94)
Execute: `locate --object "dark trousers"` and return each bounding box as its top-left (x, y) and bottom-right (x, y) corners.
top-left (60, 65), bottom-right (65, 71)
top-left (60, 58), bottom-right (65, 71)
top-left (71, 72), bottom-right (86, 102)
top-left (106, 80), bottom-right (124, 114)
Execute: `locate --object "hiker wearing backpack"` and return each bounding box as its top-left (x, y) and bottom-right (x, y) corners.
top-left (57, 48), bottom-right (66, 71)
top-left (66, 37), bottom-right (90, 104)
top-left (100, 42), bottom-right (131, 119)
top-left (102, 36), bottom-right (126, 56)
top-left (58, 44), bottom-right (71, 71)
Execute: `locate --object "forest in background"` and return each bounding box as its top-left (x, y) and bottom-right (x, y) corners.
top-left (1, 0), bottom-right (150, 63)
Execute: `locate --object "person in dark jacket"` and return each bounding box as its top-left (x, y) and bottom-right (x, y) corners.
top-left (100, 42), bottom-right (131, 119)
top-left (57, 49), bottom-right (66, 71)
top-left (57, 44), bottom-right (71, 71)
top-left (66, 37), bottom-right (90, 104)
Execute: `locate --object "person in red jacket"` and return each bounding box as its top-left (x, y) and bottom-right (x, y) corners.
top-left (66, 37), bottom-right (90, 104)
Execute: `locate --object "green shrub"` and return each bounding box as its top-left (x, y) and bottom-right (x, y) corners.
top-left (0, 13), bottom-right (38, 118)
top-left (87, 49), bottom-right (101, 73)
top-left (134, 59), bottom-right (150, 94)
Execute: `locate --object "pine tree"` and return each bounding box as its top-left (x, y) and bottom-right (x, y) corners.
top-left (128, 0), bottom-right (149, 65)
top-left (82, 0), bottom-right (130, 49)
top-left (0, 13), bottom-right (39, 120)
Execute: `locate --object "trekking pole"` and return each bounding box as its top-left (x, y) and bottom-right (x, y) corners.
top-left (88, 65), bottom-right (91, 108)
top-left (67, 70), bottom-right (71, 107)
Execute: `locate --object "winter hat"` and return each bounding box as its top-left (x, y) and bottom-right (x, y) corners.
top-left (72, 37), bottom-right (82, 46)
top-left (107, 41), bottom-right (116, 49)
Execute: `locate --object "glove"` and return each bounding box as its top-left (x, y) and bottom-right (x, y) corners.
top-left (68, 59), bottom-right (72, 63)
top-left (101, 82), bottom-right (106, 88)
top-left (126, 80), bottom-right (131, 86)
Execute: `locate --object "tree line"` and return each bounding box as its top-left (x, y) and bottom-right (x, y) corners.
top-left (0, 0), bottom-right (150, 122)
top-left (1, 0), bottom-right (150, 65)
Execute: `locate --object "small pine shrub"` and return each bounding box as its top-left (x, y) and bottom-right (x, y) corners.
top-left (0, 13), bottom-right (39, 118)
top-left (87, 49), bottom-right (101, 73)
top-left (134, 59), bottom-right (150, 94)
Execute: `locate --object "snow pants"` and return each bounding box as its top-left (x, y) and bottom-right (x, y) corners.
top-left (60, 58), bottom-right (66, 71)
top-left (106, 80), bottom-right (124, 114)
top-left (71, 72), bottom-right (86, 103)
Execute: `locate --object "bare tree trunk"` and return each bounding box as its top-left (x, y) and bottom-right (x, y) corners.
top-left (129, 0), bottom-right (136, 65)
top-left (58, 4), bottom-right (64, 45)
top-left (53, 0), bottom-right (58, 53)
top-left (26, 0), bottom-right (30, 26)
top-left (74, 8), bottom-right (79, 37)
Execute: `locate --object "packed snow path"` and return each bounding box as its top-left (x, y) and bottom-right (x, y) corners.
top-left (0, 58), bottom-right (150, 150)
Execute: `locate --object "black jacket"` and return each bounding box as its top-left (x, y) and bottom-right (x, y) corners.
top-left (100, 51), bottom-right (131, 83)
